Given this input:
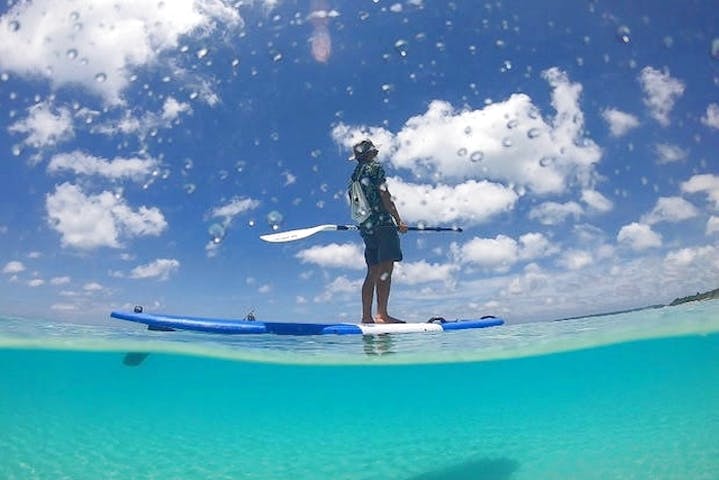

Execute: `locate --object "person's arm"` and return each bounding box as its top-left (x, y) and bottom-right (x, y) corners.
top-left (379, 185), bottom-right (408, 233)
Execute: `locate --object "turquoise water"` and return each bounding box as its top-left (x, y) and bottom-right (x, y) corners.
top-left (1, 302), bottom-right (718, 479)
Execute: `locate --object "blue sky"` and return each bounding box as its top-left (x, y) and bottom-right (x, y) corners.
top-left (0, 0), bottom-right (717, 324)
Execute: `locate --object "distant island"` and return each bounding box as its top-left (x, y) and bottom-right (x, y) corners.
top-left (669, 287), bottom-right (719, 306)
top-left (554, 286), bottom-right (718, 322)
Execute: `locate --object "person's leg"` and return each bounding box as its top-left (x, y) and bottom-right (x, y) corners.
top-left (374, 260), bottom-right (403, 323)
top-left (361, 232), bottom-right (379, 323)
top-left (374, 260), bottom-right (393, 320)
top-left (361, 265), bottom-right (378, 323)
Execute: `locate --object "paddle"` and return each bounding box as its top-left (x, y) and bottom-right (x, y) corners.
top-left (260, 224), bottom-right (462, 243)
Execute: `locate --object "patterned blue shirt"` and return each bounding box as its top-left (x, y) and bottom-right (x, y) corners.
top-left (349, 160), bottom-right (393, 230)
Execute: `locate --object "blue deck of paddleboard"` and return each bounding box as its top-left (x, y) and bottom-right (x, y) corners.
top-left (110, 311), bottom-right (504, 336)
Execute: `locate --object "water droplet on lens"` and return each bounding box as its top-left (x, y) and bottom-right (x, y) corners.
top-left (266, 210), bottom-right (284, 230)
top-left (197, 48), bottom-right (208, 59)
top-left (506, 119), bottom-right (518, 129)
top-left (69, 11), bottom-right (80, 21)
top-left (8, 20), bottom-right (20, 32)
top-left (527, 128), bottom-right (541, 139)
top-left (95, 72), bottom-right (107, 83)
top-left (502, 137), bottom-right (513, 148)
top-left (712, 38), bottom-right (719, 60)
top-left (235, 160), bottom-right (246, 173)
top-left (464, 126), bottom-right (472, 135)
top-left (208, 223), bottom-right (226, 244)
top-left (457, 148), bottom-right (467, 157)
top-left (183, 183), bottom-right (196, 194)
top-left (66, 49), bottom-right (78, 60)
top-left (539, 156), bottom-right (555, 167)
top-left (470, 151), bottom-right (484, 163)
top-left (394, 39), bottom-right (409, 57)
top-left (617, 25), bottom-right (631, 44)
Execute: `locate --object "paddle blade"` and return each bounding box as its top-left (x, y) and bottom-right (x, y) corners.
top-left (260, 224), bottom-right (341, 243)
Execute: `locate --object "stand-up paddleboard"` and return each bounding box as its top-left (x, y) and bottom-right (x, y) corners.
top-left (110, 310), bottom-right (504, 336)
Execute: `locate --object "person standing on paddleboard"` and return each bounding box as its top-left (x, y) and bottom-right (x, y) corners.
top-left (348, 140), bottom-right (408, 324)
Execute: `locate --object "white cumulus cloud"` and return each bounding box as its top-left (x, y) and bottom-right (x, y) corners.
top-left (8, 101), bottom-right (74, 149)
top-left (701, 103), bottom-right (719, 129)
top-left (518, 232), bottom-right (559, 260)
top-left (654, 143), bottom-right (688, 164)
top-left (528, 201), bottom-right (583, 225)
top-left (681, 174), bottom-right (719, 209)
top-left (210, 197), bottom-right (261, 223)
top-left (638, 66), bottom-right (685, 126)
top-left (601, 108), bottom-right (640, 137)
top-left (456, 232), bottom-right (558, 273)
top-left (581, 189), bottom-right (613, 213)
top-left (48, 151), bottom-right (159, 181)
top-left (706, 216), bottom-right (719, 235)
top-left (641, 197), bottom-right (699, 225)
top-left (557, 249), bottom-right (593, 271)
top-left (664, 245), bottom-right (718, 270)
top-left (0, 0), bottom-right (242, 104)
top-left (332, 67), bottom-right (601, 196)
top-left (394, 260), bottom-right (459, 286)
top-left (617, 222), bottom-right (662, 251)
top-left (130, 258), bottom-right (180, 280)
top-left (459, 235), bottom-right (519, 271)
top-left (96, 97), bottom-right (193, 138)
top-left (2, 261), bottom-right (25, 274)
top-left (387, 178), bottom-right (518, 227)
top-left (295, 243), bottom-right (364, 270)
top-left (314, 275), bottom-right (360, 302)
top-left (46, 182), bottom-right (167, 249)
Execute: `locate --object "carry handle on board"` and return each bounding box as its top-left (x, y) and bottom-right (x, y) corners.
top-left (260, 224), bottom-right (462, 243)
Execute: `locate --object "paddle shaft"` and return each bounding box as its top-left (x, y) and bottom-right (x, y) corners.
top-left (336, 225), bottom-right (462, 232)
top-left (260, 224), bottom-right (462, 243)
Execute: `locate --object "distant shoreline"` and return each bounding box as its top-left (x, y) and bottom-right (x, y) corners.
top-left (554, 286), bottom-right (719, 322)
top-left (668, 287), bottom-right (719, 306)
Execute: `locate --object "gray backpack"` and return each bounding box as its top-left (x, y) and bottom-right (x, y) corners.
top-left (349, 179), bottom-right (371, 224)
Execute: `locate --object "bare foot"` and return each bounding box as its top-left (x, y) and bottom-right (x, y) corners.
top-left (374, 315), bottom-right (405, 324)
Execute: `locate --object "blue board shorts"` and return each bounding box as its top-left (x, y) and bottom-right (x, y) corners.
top-left (361, 225), bottom-right (403, 266)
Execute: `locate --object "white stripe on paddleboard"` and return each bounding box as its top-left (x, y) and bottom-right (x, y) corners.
top-left (357, 323), bottom-right (443, 334)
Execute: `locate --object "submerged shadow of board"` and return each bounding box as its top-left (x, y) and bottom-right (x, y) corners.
top-left (406, 458), bottom-right (519, 480)
top-left (123, 352), bottom-right (150, 366)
